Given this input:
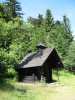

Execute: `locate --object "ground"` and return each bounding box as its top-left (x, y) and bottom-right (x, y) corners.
top-left (0, 70), bottom-right (75, 100)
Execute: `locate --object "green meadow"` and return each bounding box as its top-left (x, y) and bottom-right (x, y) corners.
top-left (0, 71), bottom-right (75, 100)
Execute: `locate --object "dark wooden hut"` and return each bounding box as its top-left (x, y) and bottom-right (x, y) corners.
top-left (17, 44), bottom-right (63, 83)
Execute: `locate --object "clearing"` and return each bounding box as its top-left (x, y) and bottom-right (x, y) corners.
top-left (0, 71), bottom-right (75, 100)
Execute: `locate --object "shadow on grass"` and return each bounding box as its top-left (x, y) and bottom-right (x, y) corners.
top-left (0, 79), bottom-right (27, 93)
top-left (46, 79), bottom-right (57, 84)
top-left (51, 80), bottom-right (57, 83)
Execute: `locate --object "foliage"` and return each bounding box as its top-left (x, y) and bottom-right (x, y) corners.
top-left (64, 41), bottom-right (75, 67)
top-left (52, 21), bottom-right (71, 56)
top-left (0, 0), bottom-right (74, 79)
top-left (45, 9), bottom-right (54, 32)
top-left (0, 0), bottom-right (22, 21)
top-left (28, 10), bottom-right (73, 57)
top-left (0, 18), bottom-right (31, 78)
top-left (0, 3), bottom-right (6, 18)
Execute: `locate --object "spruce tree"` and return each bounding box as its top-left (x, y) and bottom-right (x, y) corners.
top-left (5, 0), bottom-right (22, 20)
top-left (45, 9), bottom-right (54, 32)
top-left (63, 15), bottom-right (73, 43)
top-left (0, 3), bottom-right (7, 19)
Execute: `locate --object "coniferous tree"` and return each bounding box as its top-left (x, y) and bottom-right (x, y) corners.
top-left (0, 3), bottom-right (7, 19)
top-left (53, 16), bottom-right (73, 56)
top-left (38, 14), bottom-right (43, 27)
top-left (45, 9), bottom-right (54, 32)
top-left (5, 0), bottom-right (22, 20)
top-left (64, 41), bottom-right (75, 67)
top-left (0, 3), bottom-right (4, 18)
top-left (63, 15), bottom-right (73, 43)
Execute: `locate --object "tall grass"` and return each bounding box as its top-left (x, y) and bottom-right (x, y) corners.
top-left (0, 70), bottom-right (75, 100)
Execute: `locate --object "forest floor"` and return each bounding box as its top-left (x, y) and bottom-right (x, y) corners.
top-left (0, 71), bottom-right (75, 100)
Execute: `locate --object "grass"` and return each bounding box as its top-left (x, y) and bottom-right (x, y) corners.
top-left (0, 70), bottom-right (75, 100)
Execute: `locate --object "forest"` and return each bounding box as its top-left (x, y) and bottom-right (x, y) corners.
top-left (0, 0), bottom-right (75, 79)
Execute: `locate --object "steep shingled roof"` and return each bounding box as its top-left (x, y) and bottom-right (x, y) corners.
top-left (19, 48), bottom-right (53, 68)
